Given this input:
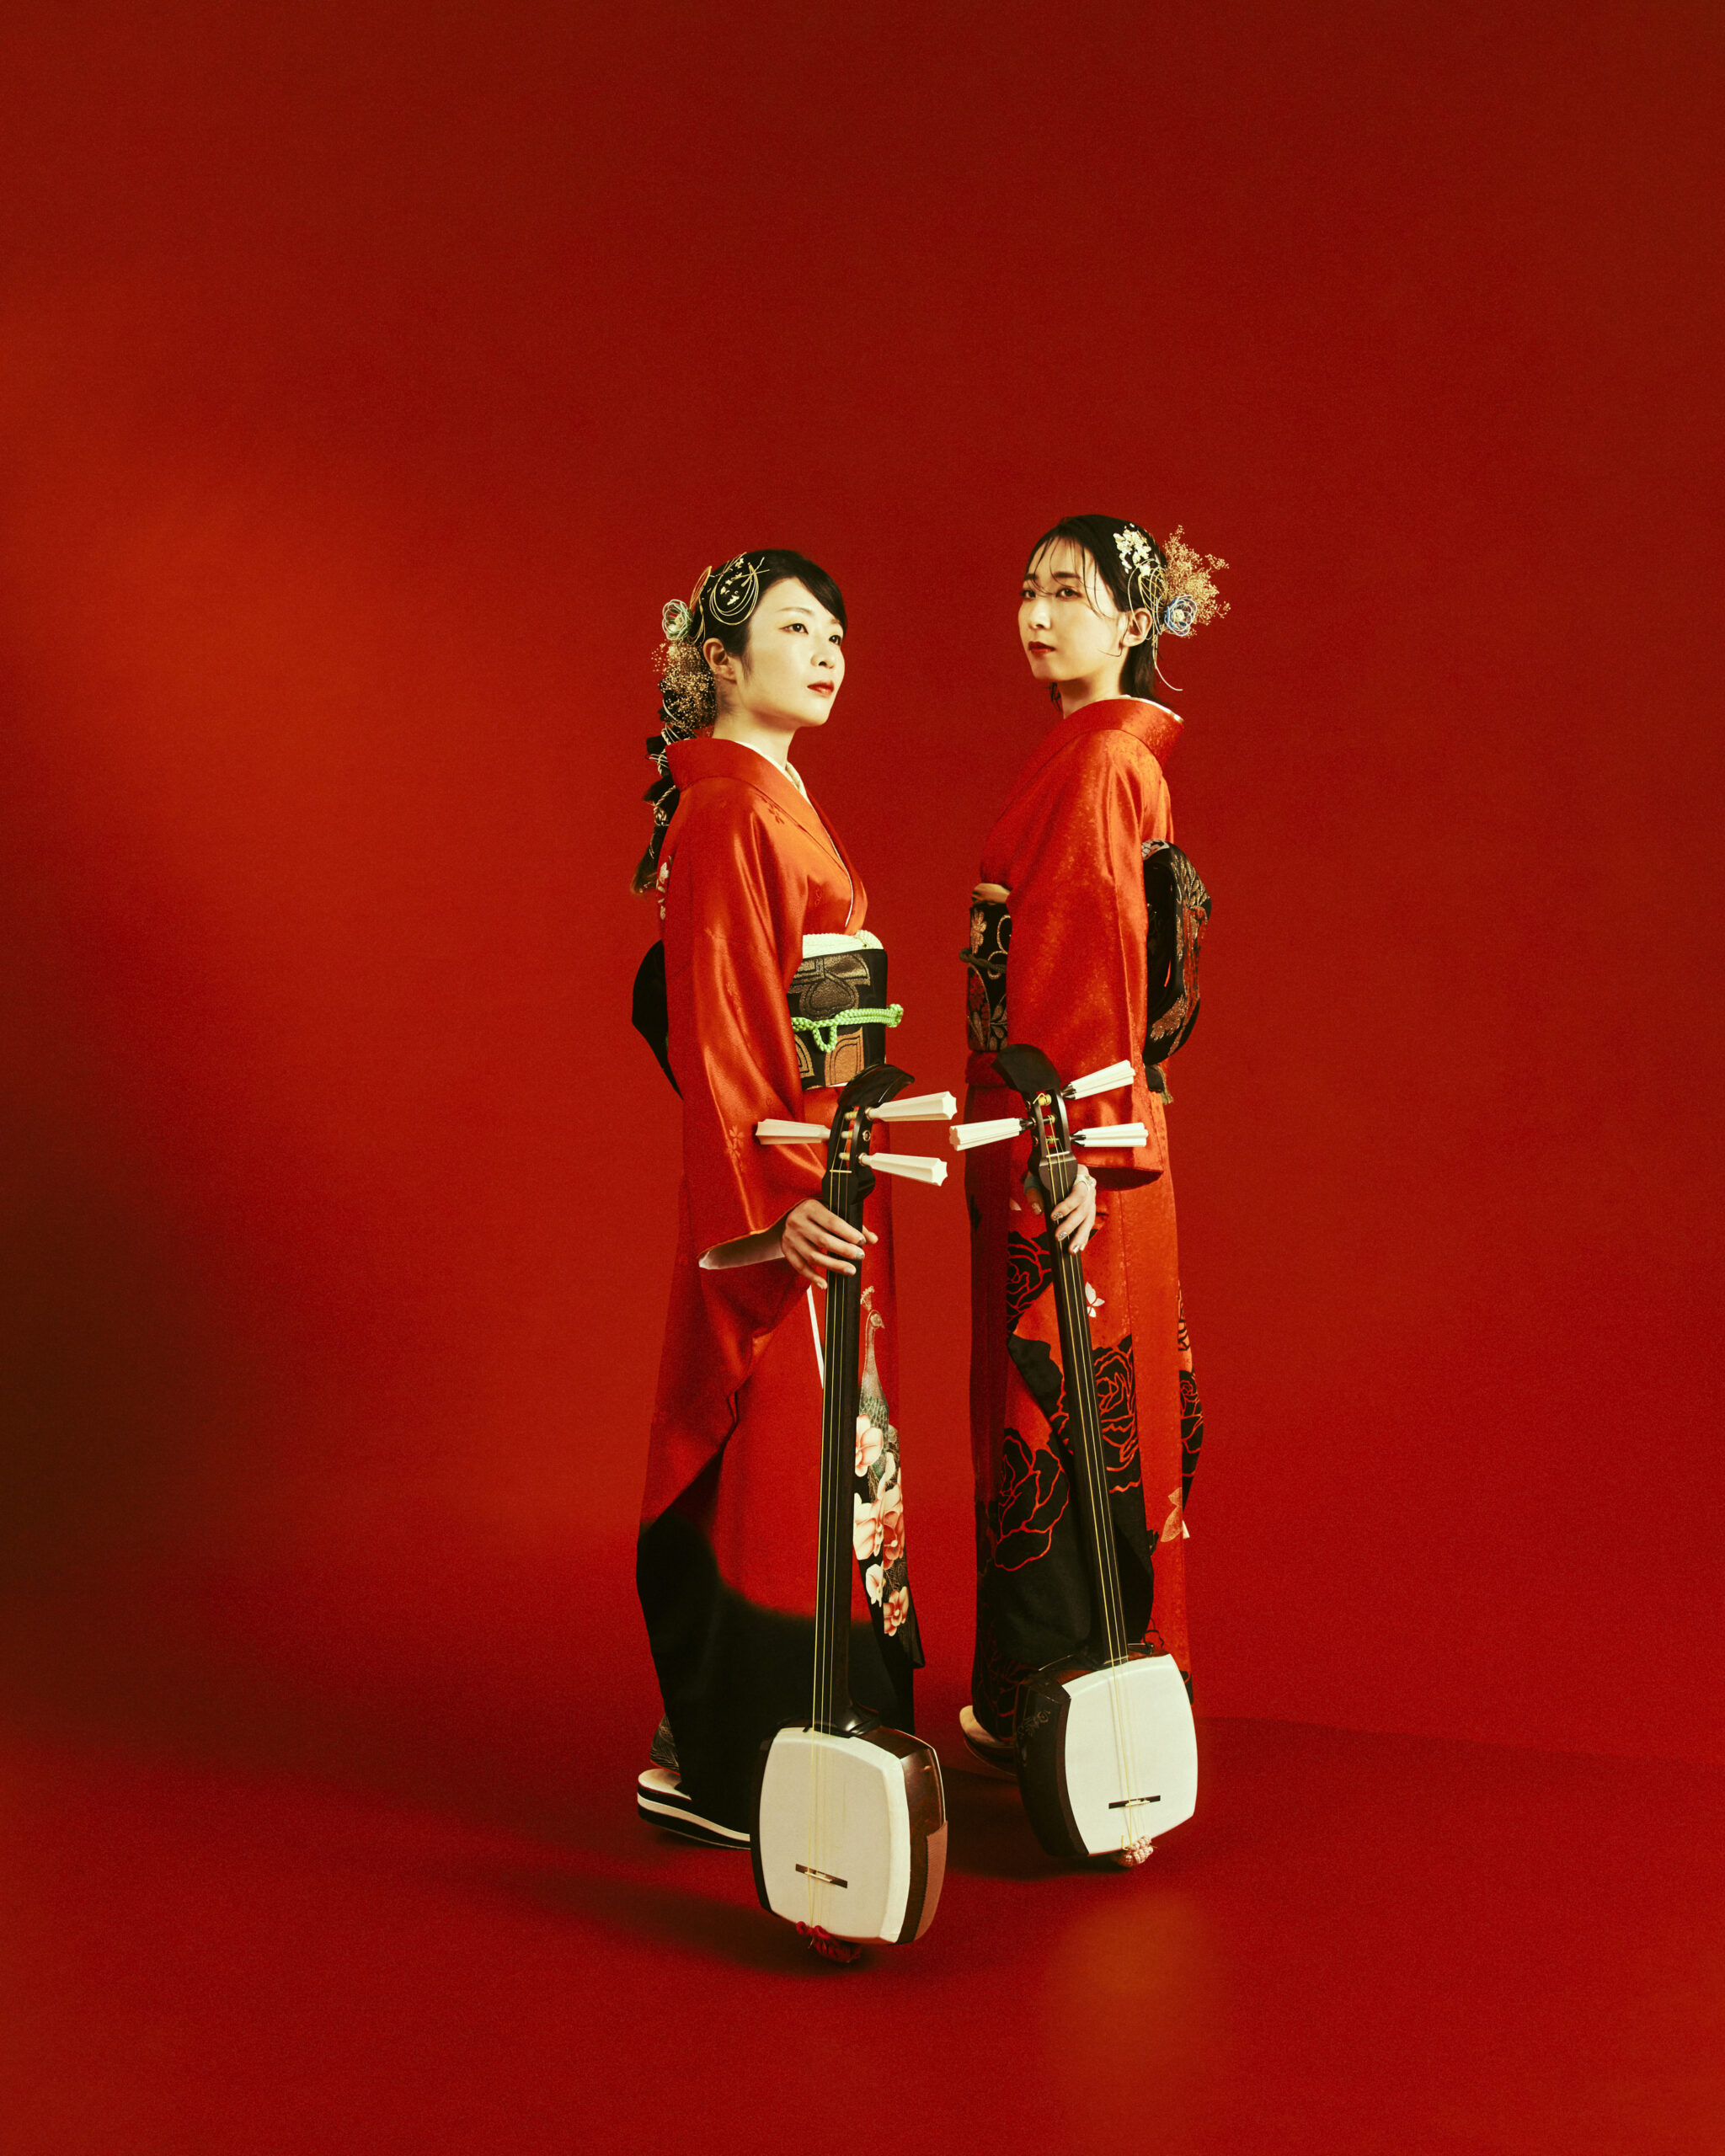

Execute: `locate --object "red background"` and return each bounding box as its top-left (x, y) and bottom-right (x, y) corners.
top-left (2, 0), bottom-right (1720, 1773)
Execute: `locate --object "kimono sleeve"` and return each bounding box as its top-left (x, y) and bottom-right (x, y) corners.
top-left (661, 783), bottom-right (825, 1256)
top-left (1005, 733), bottom-right (1172, 1177)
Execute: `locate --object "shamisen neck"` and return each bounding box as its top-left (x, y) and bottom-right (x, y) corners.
top-left (813, 1116), bottom-right (866, 1733)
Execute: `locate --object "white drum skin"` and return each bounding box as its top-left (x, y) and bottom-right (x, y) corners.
top-left (1063, 1657), bottom-right (1198, 1853)
top-left (753, 1726), bottom-right (947, 1944)
top-left (1016, 1651), bottom-right (1197, 1861)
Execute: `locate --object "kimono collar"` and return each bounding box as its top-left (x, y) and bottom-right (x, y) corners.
top-left (665, 732), bottom-right (831, 846)
top-left (1015, 696), bottom-right (1184, 793)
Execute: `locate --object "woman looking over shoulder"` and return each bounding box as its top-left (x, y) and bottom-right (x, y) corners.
top-left (631, 551), bottom-right (923, 1848)
top-left (959, 515), bottom-right (1225, 1773)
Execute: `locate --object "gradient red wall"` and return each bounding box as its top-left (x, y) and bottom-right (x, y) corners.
top-left (3, 2), bottom-right (1720, 1764)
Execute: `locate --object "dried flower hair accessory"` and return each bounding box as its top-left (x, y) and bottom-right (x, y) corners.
top-left (633, 556), bottom-right (765, 895)
top-left (1160, 526), bottom-right (1229, 632)
top-left (652, 566), bottom-right (721, 737)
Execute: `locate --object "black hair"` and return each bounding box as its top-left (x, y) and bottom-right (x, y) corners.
top-left (1024, 514), bottom-right (1167, 705)
top-left (701, 549), bottom-right (846, 668)
top-left (631, 548), bottom-right (847, 893)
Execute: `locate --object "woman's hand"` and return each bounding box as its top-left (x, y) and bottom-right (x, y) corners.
top-left (778, 1198), bottom-right (876, 1286)
top-left (1023, 1162), bottom-right (1097, 1255)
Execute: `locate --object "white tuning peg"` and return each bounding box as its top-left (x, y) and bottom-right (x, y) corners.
top-left (1063, 1059), bottom-right (1135, 1101)
top-left (949, 1117), bottom-right (1028, 1152)
top-left (1073, 1123), bottom-right (1149, 1150)
top-left (862, 1152), bottom-right (948, 1186)
top-left (868, 1091), bottom-right (958, 1123)
top-left (756, 1119), bottom-right (830, 1145)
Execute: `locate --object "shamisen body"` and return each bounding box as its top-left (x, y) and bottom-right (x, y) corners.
top-left (751, 1065), bottom-right (949, 1955)
top-left (955, 1046), bottom-right (1197, 1864)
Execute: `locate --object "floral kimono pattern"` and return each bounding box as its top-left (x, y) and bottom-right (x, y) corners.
top-left (852, 1293), bottom-right (912, 1638)
top-left (964, 698), bottom-right (1206, 1742)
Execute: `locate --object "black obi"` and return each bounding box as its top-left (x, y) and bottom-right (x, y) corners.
top-left (633, 936), bottom-right (896, 1095)
top-left (787, 941), bottom-right (895, 1089)
top-left (963, 845), bottom-right (1211, 1090)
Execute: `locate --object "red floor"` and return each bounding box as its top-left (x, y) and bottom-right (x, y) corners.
top-left (3, 1540), bottom-right (1720, 2155)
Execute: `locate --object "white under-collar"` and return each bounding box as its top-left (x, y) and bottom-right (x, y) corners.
top-left (733, 737), bottom-right (804, 794)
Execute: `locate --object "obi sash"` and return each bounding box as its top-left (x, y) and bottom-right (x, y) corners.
top-left (962, 846), bottom-right (1211, 1093)
top-left (630, 931), bottom-right (901, 1096)
top-left (788, 932), bottom-right (900, 1090)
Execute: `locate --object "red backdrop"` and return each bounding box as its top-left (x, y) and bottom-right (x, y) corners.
top-left (2, 1), bottom-right (1720, 1765)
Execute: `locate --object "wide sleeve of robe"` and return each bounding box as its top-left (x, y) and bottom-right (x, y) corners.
top-left (661, 776), bottom-right (826, 1256)
top-left (997, 728), bottom-right (1173, 1179)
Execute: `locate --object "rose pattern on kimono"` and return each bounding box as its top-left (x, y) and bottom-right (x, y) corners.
top-left (855, 1292), bottom-right (913, 1636)
top-left (975, 1182), bottom-right (1167, 1736)
top-left (1178, 1287), bottom-right (1204, 1505)
top-left (990, 1426), bottom-right (1071, 1572)
top-left (991, 1331), bottom-right (1142, 1566)
top-left (1092, 1337), bottom-right (1141, 1496)
top-left (1005, 1229), bottom-right (1054, 1325)
top-left (963, 699), bottom-right (1210, 1744)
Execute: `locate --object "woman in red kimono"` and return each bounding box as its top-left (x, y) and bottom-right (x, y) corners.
top-left (631, 550), bottom-right (921, 1848)
top-left (960, 514), bottom-right (1225, 1772)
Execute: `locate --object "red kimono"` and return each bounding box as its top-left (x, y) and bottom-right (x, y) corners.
top-left (964, 697), bottom-right (1204, 1742)
top-left (638, 735), bottom-right (921, 1833)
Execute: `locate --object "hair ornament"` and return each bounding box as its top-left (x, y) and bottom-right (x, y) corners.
top-left (707, 552), bottom-right (762, 626)
top-left (1115, 525), bottom-right (1158, 584)
top-left (652, 566), bottom-right (719, 737)
top-left (635, 564), bottom-right (726, 884)
top-left (655, 661), bottom-right (714, 735)
top-left (1159, 526), bottom-right (1229, 634)
top-left (1114, 522), bottom-right (1170, 623)
top-left (635, 545), bottom-right (843, 895)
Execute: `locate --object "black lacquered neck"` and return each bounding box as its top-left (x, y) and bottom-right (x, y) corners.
top-left (812, 1161), bottom-right (861, 1733)
top-left (1037, 1128), bottom-right (1130, 1669)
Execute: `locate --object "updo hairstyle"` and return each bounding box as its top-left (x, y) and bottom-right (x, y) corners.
top-left (1026, 515), bottom-right (1227, 706)
top-left (632, 548), bottom-right (847, 894)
